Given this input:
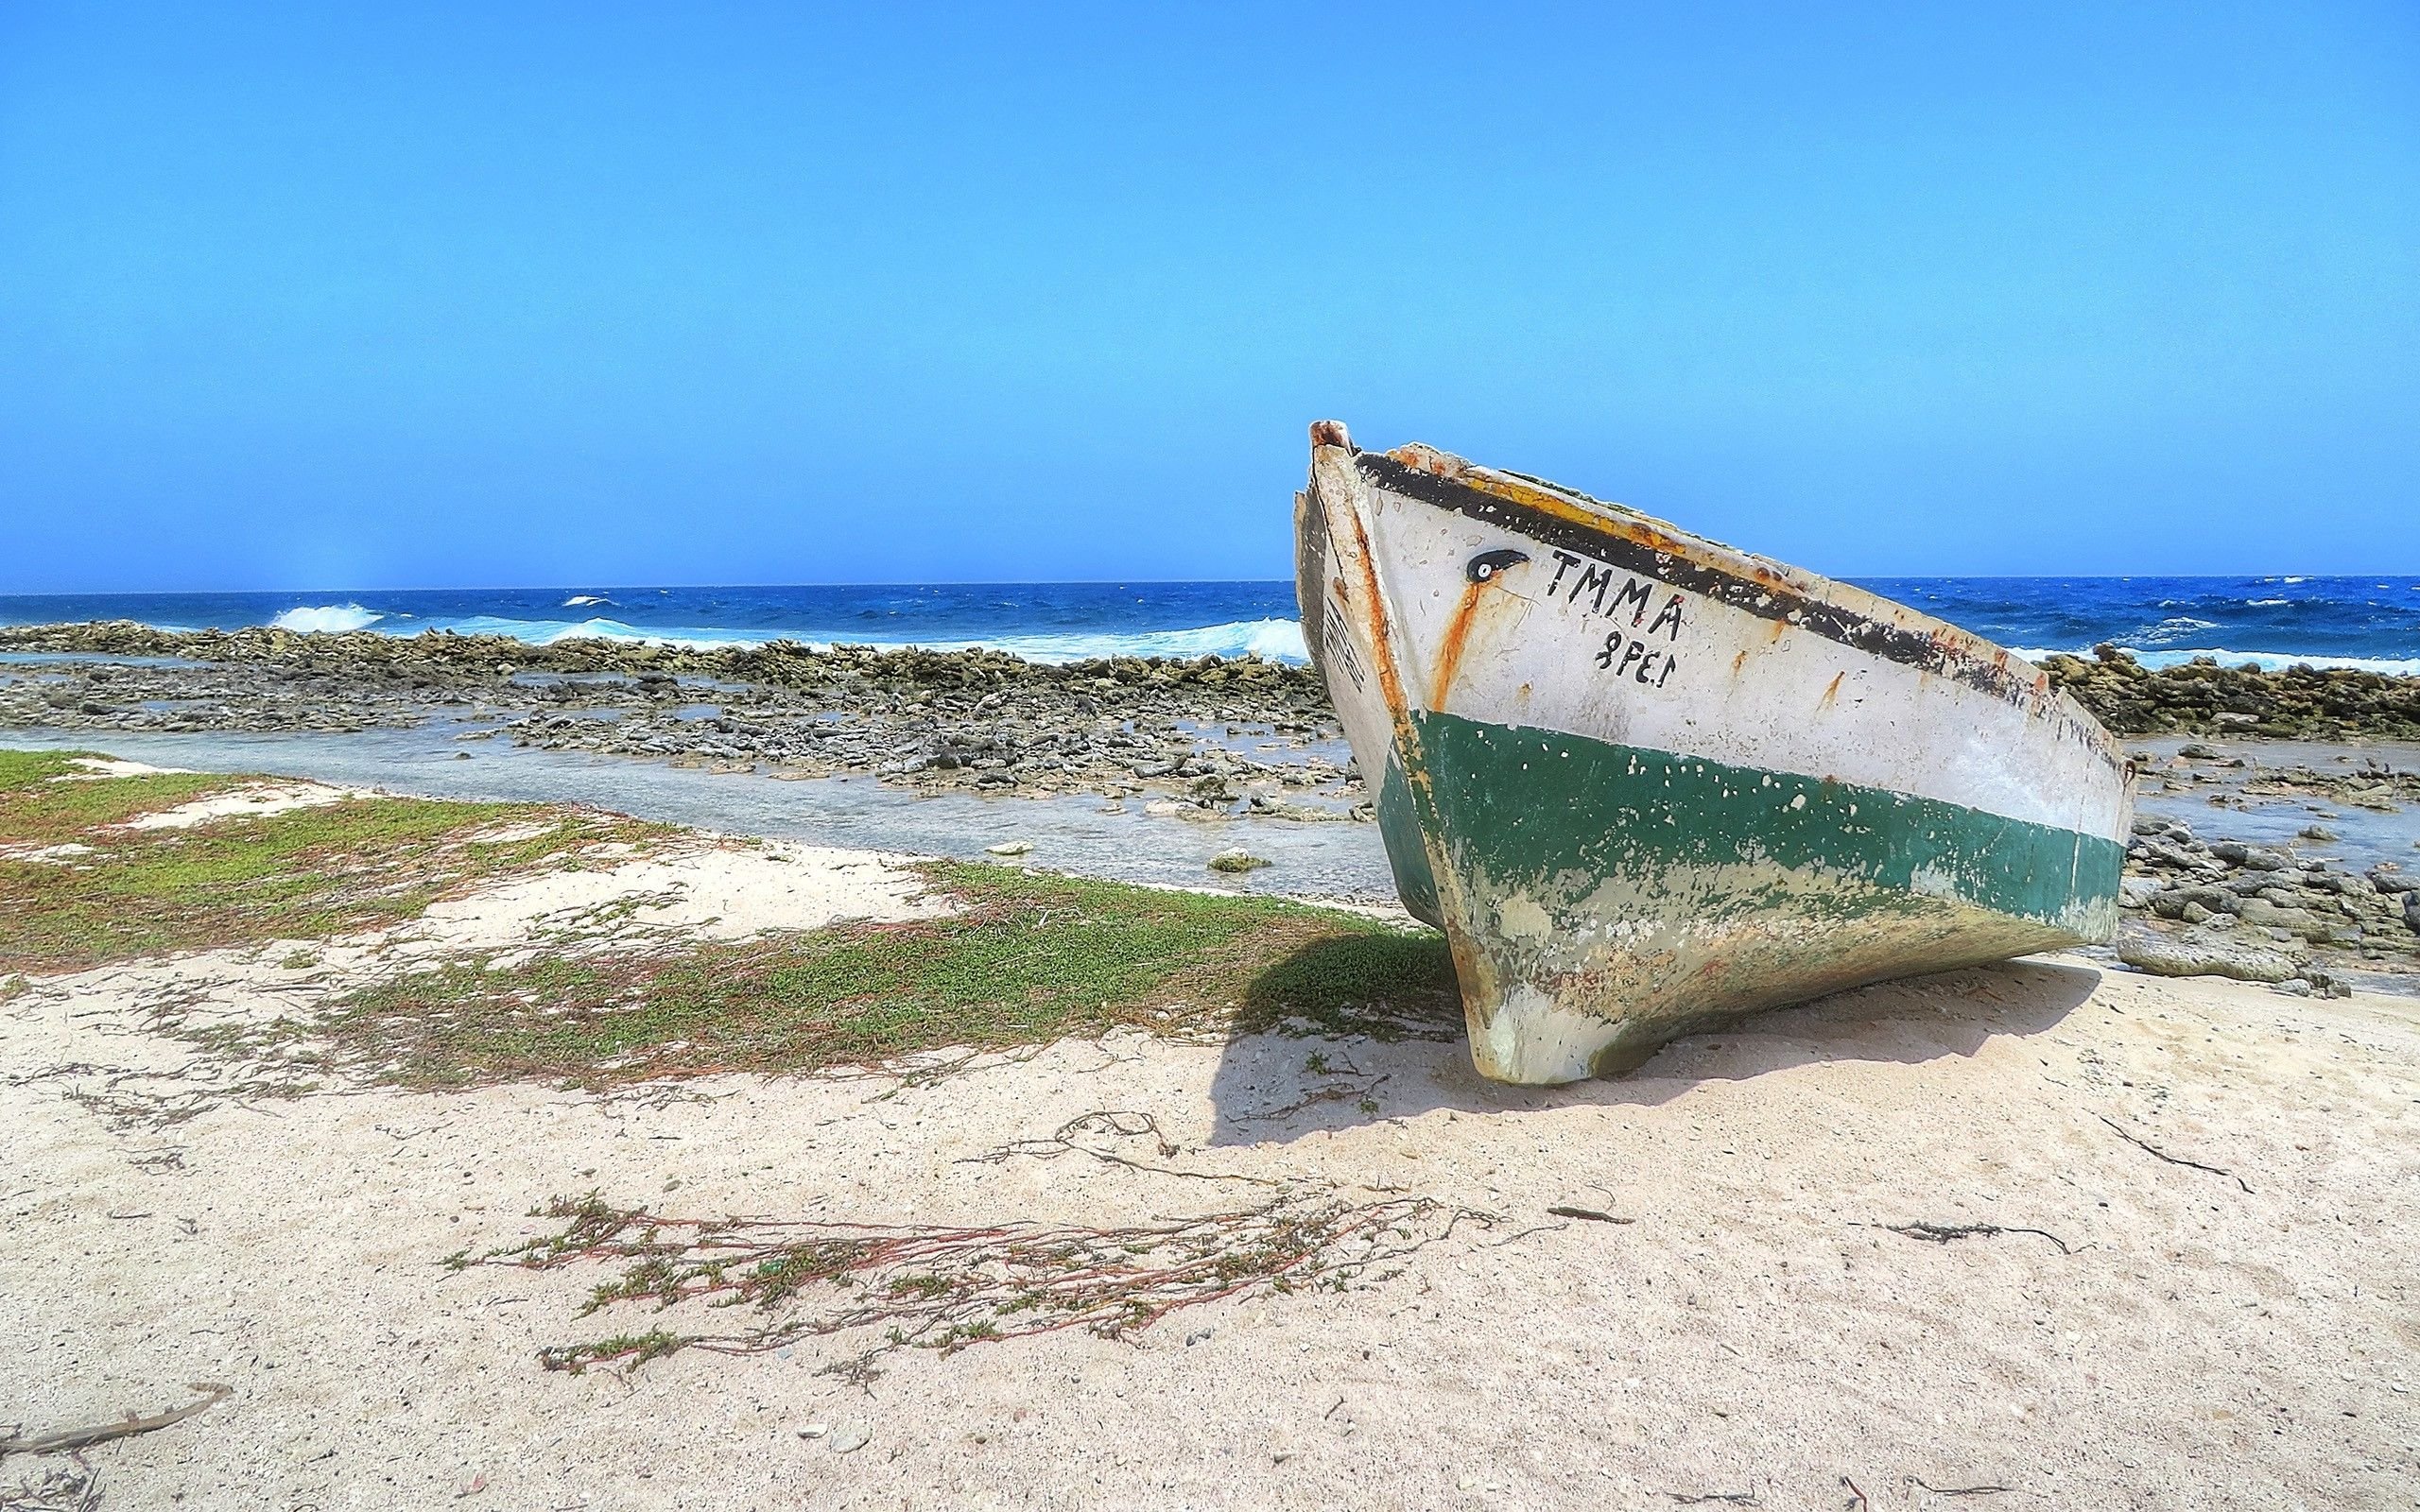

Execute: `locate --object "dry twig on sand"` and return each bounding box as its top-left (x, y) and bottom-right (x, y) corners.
top-left (957, 1110), bottom-right (1276, 1185)
top-left (1229, 1060), bottom-right (1389, 1125)
top-left (457, 1188), bottom-right (1489, 1380)
top-left (2096, 1115), bottom-right (2254, 1193)
top-left (1867, 1221), bottom-right (2079, 1254)
top-left (0, 1383), bottom-right (230, 1459)
top-left (0, 1461), bottom-right (102, 1512)
top-left (1546, 1205), bottom-right (1634, 1225)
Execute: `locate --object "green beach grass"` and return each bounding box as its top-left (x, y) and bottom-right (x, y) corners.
top-left (1, 747), bottom-right (1461, 1087)
top-left (313, 860), bottom-right (1461, 1090)
top-left (0, 747), bottom-right (666, 974)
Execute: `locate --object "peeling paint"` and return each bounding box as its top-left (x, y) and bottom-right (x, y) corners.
top-left (1495, 891), bottom-right (1553, 941)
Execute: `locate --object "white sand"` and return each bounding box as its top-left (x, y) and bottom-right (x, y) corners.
top-left (49, 757), bottom-right (195, 781)
top-left (3, 854), bottom-right (2415, 1509)
top-left (116, 782), bottom-right (368, 831)
top-left (0, 842), bottom-right (95, 864)
top-left (408, 840), bottom-right (945, 956)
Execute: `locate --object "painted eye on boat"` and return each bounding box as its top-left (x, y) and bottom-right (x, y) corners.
top-left (1466, 548), bottom-right (1530, 584)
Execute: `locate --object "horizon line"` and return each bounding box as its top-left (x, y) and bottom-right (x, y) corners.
top-left (7, 571), bottom-right (2420, 600)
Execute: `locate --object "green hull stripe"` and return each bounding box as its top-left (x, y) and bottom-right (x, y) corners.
top-left (1374, 762), bottom-right (1444, 929)
top-left (1386, 711), bottom-right (2120, 932)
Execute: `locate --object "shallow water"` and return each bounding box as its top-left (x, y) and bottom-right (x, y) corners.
top-left (2130, 735), bottom-right (2420, 876)
top-left (0, 726), bottom-right (1403, 904)
top-left (10, 725), bottom-right (2413, 922)
top-left (0, 650), bottom-right (214, 670)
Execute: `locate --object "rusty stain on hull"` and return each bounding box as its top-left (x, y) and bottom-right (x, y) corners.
top-left (1339, 496), bottom-right (1409, 719)
top-left (1429, 579), bottom-right (1487, 711)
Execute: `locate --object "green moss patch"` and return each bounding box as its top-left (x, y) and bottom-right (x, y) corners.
top-left (0, 748), bottom-right (248, 843)
top-left (6, 747), bottom-right (1461, 1087)
top-left (0, 749), bottom-right (668, 974)
top-left (313, 862), bottom-right (1461, 1090)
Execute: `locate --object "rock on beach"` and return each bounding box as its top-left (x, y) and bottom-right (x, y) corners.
top-left (2116, 931), bottom-right (2303, 984)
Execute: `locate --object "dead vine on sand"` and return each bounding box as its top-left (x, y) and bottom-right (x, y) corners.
top-left (2096, 1114), bottom-right (2254, 1194)
top-left (456, 1188), bottom-right (1489, 1381)
top-left (1229, 1053), bottom-right (1390, 1125)
top-left (2, 1011), bottom-right (319, 1136)
top-left (0, 1462), bottom-right (100, 1512)
top-left (1866, 1221), bottom-right (2080, 1254)
top-left (956, 1109), bottom-right (1277, 1185)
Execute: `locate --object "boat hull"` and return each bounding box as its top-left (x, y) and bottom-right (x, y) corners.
top-left (1297, 426), bottom-right (2130, 1085)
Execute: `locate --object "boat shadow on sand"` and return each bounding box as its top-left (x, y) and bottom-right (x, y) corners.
top-left (1205, 950), bottom-right (2102, 1147)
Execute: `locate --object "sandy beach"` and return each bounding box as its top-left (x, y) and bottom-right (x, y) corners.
top-left (9, 2), bottom-right (2416, 1503)
top-left (3, 751), bottom-right (2416, 1510)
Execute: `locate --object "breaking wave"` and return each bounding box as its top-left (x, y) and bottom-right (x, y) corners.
top-left (924, 618), bottom-right (1310, 665)
top-left (269, 604), bottom-right (384, 633)
top-left (426, 615), bottom-right (756, 649)
top-left (17, 579), bottom-right (2409, 678)
top-left (2134, 616), bottom-right (2221, 643)
top-left (348, 613), bottom-right (1313, 665)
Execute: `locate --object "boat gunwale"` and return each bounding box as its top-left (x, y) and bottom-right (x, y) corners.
top-left (1349, 441), bottom-right (2128, 782)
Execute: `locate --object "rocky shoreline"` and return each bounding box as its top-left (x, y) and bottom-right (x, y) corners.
top-left (9, 623), bottom-right (2420, 747)
top-left (0, 620), bottom-right (1356, 817)
top-left (4, 620), bottom-right (2419, 981)
top-left (2042, 645), bottom-right (2420, 739)
top-left (2117, 815), bottom-right (2420, 989)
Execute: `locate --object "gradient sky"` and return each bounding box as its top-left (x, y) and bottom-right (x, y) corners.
top-left (2, 2), bottom-right (2413, 593)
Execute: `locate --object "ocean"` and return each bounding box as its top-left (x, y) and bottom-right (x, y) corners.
top-left (3, 577), bottom-right (2417, 676)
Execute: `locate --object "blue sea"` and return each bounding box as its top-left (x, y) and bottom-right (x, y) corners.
top-left (2, 577), bottom-right (2417, 676)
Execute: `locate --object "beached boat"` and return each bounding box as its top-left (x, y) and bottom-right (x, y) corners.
top-left (1294, 421), bottom-right (2131, 1085)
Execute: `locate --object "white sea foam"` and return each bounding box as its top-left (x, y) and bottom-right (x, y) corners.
top-left (562, 595), bottom-right (614, 607)
top-left (907, 618), bottom-right (1310, 665)
top-left (2244, 598), bottom-right (2290, 607)
top-left (433, 615), bottom-right (761, 650)
top-left (2129, 648), bottom-right (2420, 676)
top-left (269, 604), bottom-right (384, 633)
top-left (391, 614), bottom-right (1313, 665)
top-left (2015, 645), bottom-right (2420, 677)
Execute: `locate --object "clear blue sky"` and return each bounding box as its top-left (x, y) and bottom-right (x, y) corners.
top-left (2, 2), bottom-right (2412, 593)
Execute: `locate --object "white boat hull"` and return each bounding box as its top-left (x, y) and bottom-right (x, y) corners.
top-left (1296, 424), bottom-right (2131, 1084)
